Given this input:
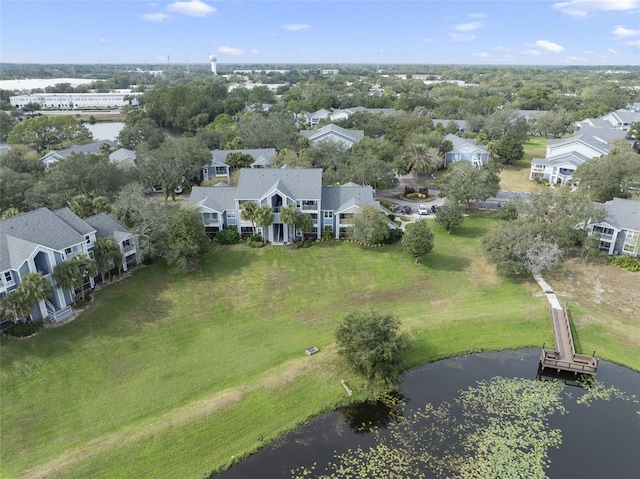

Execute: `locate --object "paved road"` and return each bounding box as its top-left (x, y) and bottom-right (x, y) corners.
top-left (376, 174), bottom-right (444, 216)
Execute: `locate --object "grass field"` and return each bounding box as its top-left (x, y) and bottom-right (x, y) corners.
top-left (498, 137), bottom-right (549, 192)
top-left (1, 213), bottom-right (637, 479)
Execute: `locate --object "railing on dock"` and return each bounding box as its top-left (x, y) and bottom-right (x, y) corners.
top-left (540, 303), bottom-right (598, 376)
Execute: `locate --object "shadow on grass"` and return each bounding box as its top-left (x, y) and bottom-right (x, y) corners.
top-left (450, 225), bottom-right (490, 239)
top-left (421, 252), bottom-right (471, 272)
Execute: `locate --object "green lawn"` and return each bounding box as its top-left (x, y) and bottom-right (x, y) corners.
top-left (499, 136), bottom-right (549, 192)
top-left (1, 214), bottom-right (637, 479)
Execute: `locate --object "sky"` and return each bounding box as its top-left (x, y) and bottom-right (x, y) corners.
top-left (1, 0), bottom-right (640, 66)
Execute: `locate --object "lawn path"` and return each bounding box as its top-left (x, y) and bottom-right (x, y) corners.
top-left (22, 350), bottom-right (336, 479)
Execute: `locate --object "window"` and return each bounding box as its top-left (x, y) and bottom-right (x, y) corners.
top-left (323, 211), bottom-right (333, 219)
top-left (65, 247), bottom-right (72, 254)
top-left (3, 271), bottom-right (13, 285)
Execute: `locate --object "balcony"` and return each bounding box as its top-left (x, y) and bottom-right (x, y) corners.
top-left (123, 244), bottom-right (136, 255)
top-left (301, 204), bottom-right (317, 211)
top-left (203, 219), bottom-right (219, 227)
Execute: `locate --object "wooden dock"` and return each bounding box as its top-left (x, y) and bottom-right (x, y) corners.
top-left (540, 304), bottom-right (598, 376)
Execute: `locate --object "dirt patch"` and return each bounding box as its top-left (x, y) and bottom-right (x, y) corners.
top-left (545, 258), bottom-right (640, 348)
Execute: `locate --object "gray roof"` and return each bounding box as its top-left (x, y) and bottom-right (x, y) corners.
top-left (574, 127), bottom-right (630, 144)
top-left (601, 198), bottom-right (640, 231)
top-left (577, 118), bottom-right (615, 130)
top-left (532, 151), bottom-right (589, 168)
top-left (607, 109), bottom-right (640, 124)
top-left (43, 140), bottom-right (116, 161)
top-left (54, 207), bottom-right (95, 236)
top-left (84, 213), bottom-right (132, 243)
top-left (236, 168), bottom-right (323, 200)
top-left (443, 133), bottom-right (486, 151)
top-left (548, 134), bottom-right (613, 156)
top-left (0, 208), bottom-right (89, 271)
top-left (186, 185), bottom-right (238, 213)
top-left (432, 119), bottom-right (467, 130)
top-left (109, 148), bottom-right (136, 164)
top-left (306, 109), bottom-right (331, 119)
top-left (333, 107), bottom-right (396, 116)
top-left (210, 148), bottom-right (277, 165)
top-left (300, 124), bottom-right (364, 143)
top-left (321, 184), bottom-right (377, 212)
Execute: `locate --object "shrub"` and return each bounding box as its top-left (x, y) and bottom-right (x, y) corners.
top-left (216, 227), bottom-right (240, 245)
top-left (7, 319), bottom-right (44, 338)
top-left (247, 234), bottom-right (264, 248)
top-left (380, 200), bottom-right (395, 211)
top-left (418, 187), bottom-right (429, 196)
top-left (406, 192), bottom-right (427, 199)
top-left (404, 186), bottom-right (416, 195)
top-left (385, 228), bottom-right (404, 244)
top-left (609, 255), bottom-right (640, 272)
top-left (321, 226), bottom-right (334, 241)
top-left (302, 239), bottom-right (314, 248)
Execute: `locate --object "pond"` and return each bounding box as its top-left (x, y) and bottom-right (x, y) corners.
top-left (85, 121), bottom-right (182, 142)
top-left (212, 349), bottom-right (640, 479)
top-left (85, 121), bottom-right (125, 141)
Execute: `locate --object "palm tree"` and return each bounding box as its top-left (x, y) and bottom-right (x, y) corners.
top-left (52, 260), bottom-right (81, 305)
top-left (0, 289), bottom-right (32, 322)
top-left (241, 201), bottom-right (259, 236)
top-left (72, 254), bottom-right (97, 301)
top-left (403, 144), bottom-right (431, 185)
top-left (293, 211), bottom-right (314, 242)
top-left (255, 204), bottom-right (274, 245)
top-left (280, 204), bottom-right (298, 243)
top-left (18, 272), bottom-right (53, 320)
top-left (94, 238), bottom-right (123, 282)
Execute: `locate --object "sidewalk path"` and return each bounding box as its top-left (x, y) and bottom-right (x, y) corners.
top-left (533, 274), bottom-right (562, 310)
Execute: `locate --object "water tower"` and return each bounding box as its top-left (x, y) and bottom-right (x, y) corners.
top-left (209, 55), bottom-right (217, 75)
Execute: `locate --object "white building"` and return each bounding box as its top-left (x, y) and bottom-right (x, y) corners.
top-left (10, 91), bottom-right (142, 110)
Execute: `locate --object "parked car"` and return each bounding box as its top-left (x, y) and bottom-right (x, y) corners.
top-left (418, 204), bottom-right (429, 215)
top-left (431, 205), bottom-right (439, 213)
top-left (399, 205), bottom-right (412, 214)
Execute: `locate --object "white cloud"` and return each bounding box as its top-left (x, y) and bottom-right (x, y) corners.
top-left (455, 21), bottom-right (482, 31)
top-left (251, 49), bottom-right (259, 54)
top-left (468, 13), bottom-right (487, 19)
top-left (167, 0), bottom-right (216, 17)
top-left (218, 46), bottom-right (245, 56)
top-left (282, 24), bottom-right (311, 31)
top-left (563, 55), bottom-right (587, 63)
top-left (98, 38), bottom-right (109, 43)
top-left (553, 0), bottom-right (640, 17)
top-left (449, 32), bottom-right (476, 42)
top-left (141, 12), bottom-right (169, 22)
top-left (473, 51), bottom-right (491, 58)
top-left (423, 37), bottom-right (432, 43)
top-left (522, 49), bottom-right (542, 56)
top-left (613, 25), bottom-right (640, 37)
top-left (535, 40), bottom-right (565, 53)
top-left (627, 39), bottom-right (640, 47)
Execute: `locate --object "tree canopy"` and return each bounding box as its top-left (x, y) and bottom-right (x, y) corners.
top-left (335, 310), bottom-right (408, 387)
top-left (401, 219), bottom-right (435, 262)
top-left (7, 116), bottom-right (92, 153)
top-left (482, 191), bottom-right (604, 276)
top-left (165, 207), bottom-right (210, 272)
top-left (574, 146), bottom-right (640, 202)
top-left (351, 205), bottom-right (390, 244)
top-left (439, 161), bottom-right (500, 208)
